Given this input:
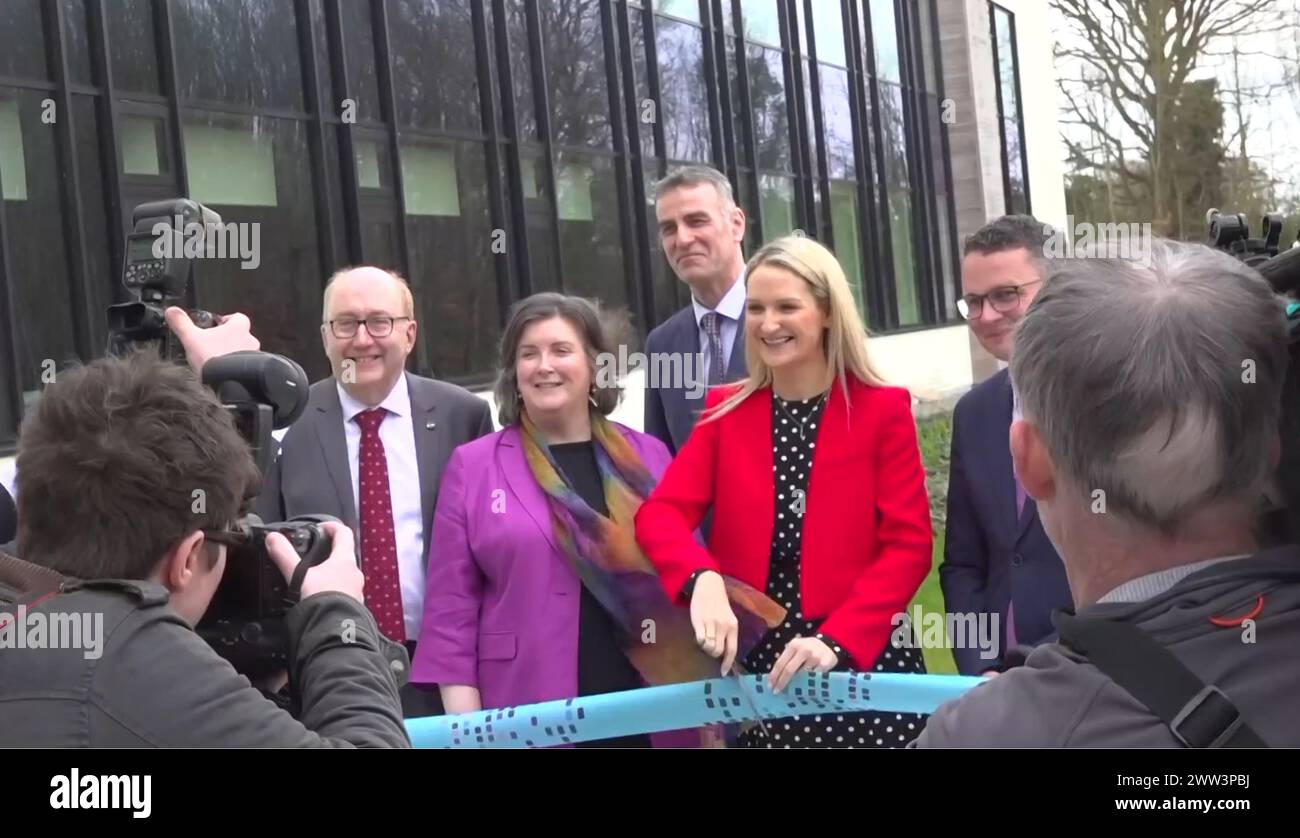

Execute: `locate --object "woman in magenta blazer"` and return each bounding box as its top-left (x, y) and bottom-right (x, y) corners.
top-left (410, 293), bottom-right (707, 748)
top-left (635, 235), bottom-right (934, 748)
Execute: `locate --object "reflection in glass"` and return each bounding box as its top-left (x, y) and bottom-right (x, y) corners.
top-left (737, 169), bottom-right (762, 254)
top-left (821, 66), bottom-right (854, 179)
top-left (121, 116), bottom-right (170, 176)
top-left (629, 12), bottom-right (656, 158)
top-left (558, 152), bottom-right (627, 309)
top-left (310, 0), bottom-right (336, 112)
top-left (759, 173), bottom-right (795, 238)
top-left (542, 0), bottom-right (612, 149)
top-left (63, 0), bottom-right (94, 85)
top-left (830, 180), bottom-right (865, 317)
top-left (173, 0), bottom-right (305, 110)
top-left (994, 8), bottom-right (1019, 121)
top-left (74, 95), bottom-right (113, 354)
top-left (108, 0), bottom-right (162, 93)
top-left (653, 0), bottom-right (700, 23)
top-left (507, 0), bottom-right (537, 141)
top-left (890, 189), bottom-right (919, 325)
top-left (353, 136), bottom-right (393, 190)
top-left (1, 90), bottom-right (79, 417)
top-left (0, 1), bottom-right (49, 81)
top-left (748, 46), bottom-right (789, 171)
top-left (867, 0), bottom-right (900, 82)
top-left (341, 0), bottom-right (380, 122)
top-left (739, 0), bottom-right (781, 48)
top-left (391, 0), bottom-right (481, 133)
top-left (180, 112), bottom-right (328, 380)
top-left (520, 148), bottom-right (559, 291)
top-left (727, 42), bottom-right (750, 168)
top-left (647, 161), bottom-right (681, 325)
top-left (405, 141), bottom-right (501, 378)
top-left (657, 19), bottom-right (711, 162)
top-left (1004, 118), bottom-right (1028, 214)
top-left (811, 0), bottom-right (847, 67)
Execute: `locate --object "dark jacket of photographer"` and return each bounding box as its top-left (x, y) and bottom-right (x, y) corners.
top-left (912, 544), bottom-right (1300, 747)
top-left (0, 577), bottom-right (411, 747)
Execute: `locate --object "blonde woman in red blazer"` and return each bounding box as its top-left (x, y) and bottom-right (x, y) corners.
top-left (635, 235), bottom-right (933, 748)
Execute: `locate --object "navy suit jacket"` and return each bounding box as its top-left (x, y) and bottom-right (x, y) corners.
top-left (643, 306), bottom-right (748, 453)
top-left (940, 368), bottom-right (1072, 675)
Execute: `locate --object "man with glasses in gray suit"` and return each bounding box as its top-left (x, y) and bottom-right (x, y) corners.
top-left (256, 266), bottom-right (493, 716)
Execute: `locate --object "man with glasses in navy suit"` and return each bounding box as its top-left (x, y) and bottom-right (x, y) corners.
top-left (941, 215), bottom-right (1072, 675)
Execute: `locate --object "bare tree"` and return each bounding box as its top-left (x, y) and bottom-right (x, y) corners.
top-left (1054, 0), bottom-right (1271, 235)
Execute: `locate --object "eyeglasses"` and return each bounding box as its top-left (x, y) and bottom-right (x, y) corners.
top-left (201, 521), bottom-right (250, 550)
top-left (957, 279), bottom-right (1043, 320)
top-left (327, 315), bottom-right (412, 339)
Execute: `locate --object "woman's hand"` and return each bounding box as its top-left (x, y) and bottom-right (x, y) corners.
top-left (769, 636), bottom-right (838, 693)
top-left (690, 571), bottom-right (740, 675)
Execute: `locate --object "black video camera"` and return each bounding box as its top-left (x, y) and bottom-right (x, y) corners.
top-left (1205, 208), bottom-right (1300, 544)
top-left (107, 199), bottom-right (334, 679)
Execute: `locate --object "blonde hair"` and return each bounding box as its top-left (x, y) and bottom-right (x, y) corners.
top-left (701, 235), bottom-right (887, 423)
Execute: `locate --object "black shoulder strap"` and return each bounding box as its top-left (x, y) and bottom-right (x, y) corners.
top-left (1055, 611), bottom-right (1267, 748)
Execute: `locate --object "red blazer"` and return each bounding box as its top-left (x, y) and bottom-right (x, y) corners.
top-left (634, 377), bottom-right (933, 670)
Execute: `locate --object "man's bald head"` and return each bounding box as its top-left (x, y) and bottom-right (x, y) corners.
top-left (322, 266), bottom-right (414, 323)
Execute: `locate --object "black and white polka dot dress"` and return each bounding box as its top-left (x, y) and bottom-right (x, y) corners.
top-left (734, 390), bottom-right (929, 749)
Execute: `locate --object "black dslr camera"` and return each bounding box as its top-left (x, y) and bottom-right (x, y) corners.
top-left (107, 199), bottom-right (335, 678)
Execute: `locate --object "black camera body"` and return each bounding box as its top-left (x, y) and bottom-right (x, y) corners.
top-left (107, 199), bottom-right (334, 679)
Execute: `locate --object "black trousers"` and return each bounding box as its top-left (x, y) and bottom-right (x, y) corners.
top-left (400, 641), bottom-right (445, 719)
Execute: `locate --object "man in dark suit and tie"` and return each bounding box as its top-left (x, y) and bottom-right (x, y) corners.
top-left (941, 215), bottom-right (1072, 675)
top-left (256, 266), bottom-right (494, 715)
top-left (644, 165), bottom-right (750, 453)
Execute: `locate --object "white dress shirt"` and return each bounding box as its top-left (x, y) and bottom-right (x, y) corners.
top-left (337, 376), bottom-right (426, 640)
top-left (690, 271), bottom-right (746, 383)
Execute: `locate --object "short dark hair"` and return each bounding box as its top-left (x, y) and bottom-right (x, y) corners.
top-left (16, 349), bottom-right (260, 579)
top-left (963, 214), bottom-right (1054, 258)
top-left (493, 293), bottom-right (624, 426)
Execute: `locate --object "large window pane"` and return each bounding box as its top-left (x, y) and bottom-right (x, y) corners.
top-left (391, 0), bottom-right (481, 133)
top-left (0, 0), bottom-right (50, 81)
top-left (180, 112), bottom-right (328, 382)
top-left (403, 140), bottom-right (501, 378)
top-left (867, 0), bottom-right (900, 83)
top-left (0, 89), bottom-right (79, 417)
top-left (542, 0), bottom-right (612, 149)
top-left (759, 173), bottom-right (795, 238)
top-left (821, 66), bottom-right (854, 179)
top-left (557, 151), bottom-right (627, 309)
top-left (811, 0), bottom-right (848, 67)
top-left (657, 19), bottom-right (711, 162)
top-left (739, 0), bottom-right (782, 48)
top-left (63, 0), bottom-right (94, 86)
top-left (830, 180), bottom-right (865, 317)
top-left (748, 46), bottom-right (789, 171)
top-left (173, 0), bottom-right (304, 110)
top-left (108, 0), bottom-right (162, 94)
top-left (341, 0), bottom-right (380, 123)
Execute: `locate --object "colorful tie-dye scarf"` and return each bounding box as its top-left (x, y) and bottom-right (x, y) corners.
top-left (519, 411), bottom-right (785, 687)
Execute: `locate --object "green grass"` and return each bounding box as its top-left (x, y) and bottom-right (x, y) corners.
top-left (908, 412), bottom-right (958, 674)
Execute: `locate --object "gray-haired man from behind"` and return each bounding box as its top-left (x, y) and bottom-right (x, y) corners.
top-left (915, 238), bottom-right (1300, 747)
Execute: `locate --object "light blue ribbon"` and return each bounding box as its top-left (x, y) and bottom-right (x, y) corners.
top-left (405, 671), bottom-right (981, 748)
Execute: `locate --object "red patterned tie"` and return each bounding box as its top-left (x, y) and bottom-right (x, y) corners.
top-left (354, 407), bottom-right (406, 642)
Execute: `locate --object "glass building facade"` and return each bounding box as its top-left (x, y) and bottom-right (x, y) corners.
top-left (0, 0), bottom-right (959, 450)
